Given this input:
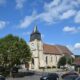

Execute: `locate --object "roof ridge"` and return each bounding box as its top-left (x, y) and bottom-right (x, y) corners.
top-left (43, 43), bottom-right (55, 46)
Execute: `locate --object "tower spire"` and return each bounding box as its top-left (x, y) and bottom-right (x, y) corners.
top-left (33, 25), bottom-right (38, 33)
top-left (30, 25), bottom-right (41, 41)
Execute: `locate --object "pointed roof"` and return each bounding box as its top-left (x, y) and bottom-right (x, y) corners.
top-left (33, 25), bottom-right (38, 33)
top-left (32, 25), bottom-right (40, 34)
top-left (30, 25), bottom-right (41, 41)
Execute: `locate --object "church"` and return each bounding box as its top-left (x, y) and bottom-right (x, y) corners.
top-left (29, 26), bottom-right (74, 70)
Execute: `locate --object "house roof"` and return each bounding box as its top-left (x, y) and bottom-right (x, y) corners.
top-left (43, 44), bottom-right (61, 55)
top-left (55, 45), bottom-right (73, 55)
top-left (43, 44), bottom-right (73, 55)
top-left (73, 58), bottom-right (80, 65)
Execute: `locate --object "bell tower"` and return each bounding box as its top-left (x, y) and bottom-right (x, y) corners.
top-left (30, 25), bottom-right (41, 41)
top-left (29, 26), bottom-right (44, 70)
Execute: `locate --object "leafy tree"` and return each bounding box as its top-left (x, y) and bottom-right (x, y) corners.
top-left (0, 34), bottom-right (32, 69)
top-left (58, 56), bottom-right (66, 68)
top-left (67, 56), bottom-right (74, 65)
top-left (58, 55), bottom-right (74, 68)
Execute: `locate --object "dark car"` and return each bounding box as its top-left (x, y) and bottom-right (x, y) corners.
top-left (0, 66), bottom-right (5, 72)
top-left (11, 66), bottom-right (19, 73)
top-left (11, 66), bottom-right (19, 77)
top-left (61, 71), bottom-right (79, 80)
top-left (40, 73), bottom-right (59, 80)
top-left (75, 76), bottom-right (80, 80)
top-left (0, 75), bottom-right (5, 80)
top-left (62, 75), bottom-right (78, 80)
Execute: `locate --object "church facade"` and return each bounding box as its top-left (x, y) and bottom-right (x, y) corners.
top-left (29, 26), bottom-right (74, 70)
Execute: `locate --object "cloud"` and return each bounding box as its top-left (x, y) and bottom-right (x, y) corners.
top-left (60, 9), bottom-right (76, 19)
top-left (16, 0), bottom-right (26, 9)
top-left (23, 31), bottom-right (31, 36)
top-left (18, 10), bottom-right (40, 28)
top-left (42, 0), bottom-right (80, 23)
top-left (40, 0), bottom-right (80, 23)
top-left (63, 26), bottom-right (80, 33)
top-left (74, 43), bottom-right (80, 49)
top-left (18, 0), bottom-right (80, 28)
top-left (67, 44), bottom-right (80, 55)
top-left (0, 0), bottom-right (6, 5)
top-left (41, 34), bottom-right (45, 38)
top-left (19, 15), bottom-right (36, 28)
top-left (75, 11), bottom-right (80, 23)
top-left (63, 26), bottom-right (76, 32)
top-left (0, 20), bottom-right (8, 29)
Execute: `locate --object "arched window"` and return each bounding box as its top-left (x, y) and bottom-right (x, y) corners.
top-left (46, 56), bottom-right (48, 64)
top-left (51, 56), bottom-right (52, 62)
top-left (32, 58), bottom-right (34, 65)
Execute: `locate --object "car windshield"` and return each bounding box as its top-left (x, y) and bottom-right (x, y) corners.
top-left (76, 77), bottom-right (80, 80)
top-left (48, 73), bottom-right (58, 76)
top-left (63, 75), bottom-right (78, 80)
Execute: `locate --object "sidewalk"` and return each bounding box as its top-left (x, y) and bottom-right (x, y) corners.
top-left (33, 68), bottom-right (65, 73)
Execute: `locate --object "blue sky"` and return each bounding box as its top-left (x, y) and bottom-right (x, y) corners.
top-left (0, 0), bottom-right (80, 55)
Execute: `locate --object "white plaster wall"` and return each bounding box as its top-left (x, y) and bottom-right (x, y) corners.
top-left (29, 40), bottom-right (45, 69)
top-left (29, 40), bottom-right (63, 70)
top-left (34, 58), bottom-right (39, 69)
top-left (39, 51), bottom-right (45, 67)
top-left (43, 54), bottom-right (62, 67)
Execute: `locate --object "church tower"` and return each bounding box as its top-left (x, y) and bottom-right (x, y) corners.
top-left (29, 26), bottom-right (44, 70)
top-left (30, 26), bottom-right (41, 41)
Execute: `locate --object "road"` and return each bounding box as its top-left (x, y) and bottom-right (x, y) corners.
top-left (6, 75), bottom-right (41, 80)
top-left (6, 71), bottom-right (43, 80)
top-left (6, 70), bottom-right (64, 80)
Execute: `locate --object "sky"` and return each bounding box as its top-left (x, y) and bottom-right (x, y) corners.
top-left (0, 0), bottom-right (80, 55)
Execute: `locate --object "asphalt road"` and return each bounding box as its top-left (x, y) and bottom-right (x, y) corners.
top-left (6, 75), bottom-right (41, 80)
top-left (6, 71), bottom-right (43, 80)
top-left (6, 70), bottom-right (64, 80)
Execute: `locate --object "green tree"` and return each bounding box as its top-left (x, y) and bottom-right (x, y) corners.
top-left (0, 34), bottom-right (32, 68)
top-left (58, 56), bottom-right (66, 68)
top-left (66, 56), bottom-right (74, 65)
top-left (58, 56), bottom-right (74, 68)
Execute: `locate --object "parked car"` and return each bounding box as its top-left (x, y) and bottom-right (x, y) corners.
top-left (62, 75), bottom-right (78, 80)
top-left (0, 75), bottom-right (5, 80)
top-left (0, 66), bottom-right (5, 72)
top-left (61, 71), bottom-right (79, 80)
top-left (75, 76), bottom-right (80, 80)
top-left (11, 66), bottom-right (19, 73)
top-left (40, 73), bottom-right (59, 80)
